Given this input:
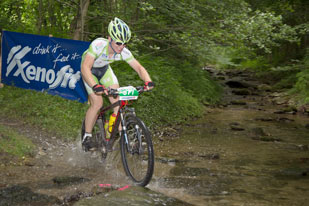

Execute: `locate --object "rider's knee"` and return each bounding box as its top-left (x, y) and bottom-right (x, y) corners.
top-left (90, 99), bottom-right (103, 110)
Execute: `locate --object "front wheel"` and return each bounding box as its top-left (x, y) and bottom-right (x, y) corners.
top-left (120, 115), bottom-right (154, 187)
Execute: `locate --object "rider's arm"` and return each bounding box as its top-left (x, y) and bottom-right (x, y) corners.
top-left (128, 59), bottom-right (152, 83)
top-left (81, 54), bottom-right (97, 88)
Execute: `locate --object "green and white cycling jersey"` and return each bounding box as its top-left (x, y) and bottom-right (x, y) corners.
top-left (81, 38), bottom-right (135, 94)
top-left (81, 37), bottom-right (135, 67)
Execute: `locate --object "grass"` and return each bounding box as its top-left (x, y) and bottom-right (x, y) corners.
top-left (0, 86), bottom-right (88, 140)
top-left (0, 124), bottom-right (35, 158)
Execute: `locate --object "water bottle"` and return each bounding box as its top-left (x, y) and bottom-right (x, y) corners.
top-left (108, 113), bottom-right (117, 133)
top-left (104, 120), bottom-right (110, 140)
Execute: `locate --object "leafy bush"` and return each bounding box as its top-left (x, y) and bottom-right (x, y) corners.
top-left (293, 68), bottom-right (309, 103)
top-left (112, 56), bottom-right (222, 129)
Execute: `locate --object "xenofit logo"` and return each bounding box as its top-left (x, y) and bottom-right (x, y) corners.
top-left (6, 45), bottom-right (80, 89)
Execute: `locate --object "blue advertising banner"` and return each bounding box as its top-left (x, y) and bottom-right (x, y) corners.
top-left (1, 31), bottom-right (90, 103)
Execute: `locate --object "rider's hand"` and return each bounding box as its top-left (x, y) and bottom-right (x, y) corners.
top-left (92, 84), bottom-right (107, 95)
top-left (144, 81), bottom-right (155, 91)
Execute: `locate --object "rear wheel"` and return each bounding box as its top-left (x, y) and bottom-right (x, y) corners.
top-left (120, 115), bottom-right (154, 186)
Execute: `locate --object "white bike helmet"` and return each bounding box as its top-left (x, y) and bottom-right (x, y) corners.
top-left (108, 17), bottom-right (131, 44)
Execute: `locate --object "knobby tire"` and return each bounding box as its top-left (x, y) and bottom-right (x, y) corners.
top-left (120, 115), bottom-right (154, 187)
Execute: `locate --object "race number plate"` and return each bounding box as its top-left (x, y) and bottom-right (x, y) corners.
top-left (117, 86), bottom-right (139, 100)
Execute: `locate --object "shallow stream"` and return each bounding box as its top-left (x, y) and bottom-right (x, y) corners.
top-left (1, 70), bottom-right (309, 206)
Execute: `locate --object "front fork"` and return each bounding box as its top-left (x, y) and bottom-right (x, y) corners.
top-left (120, 107), bottom-right (141, 154)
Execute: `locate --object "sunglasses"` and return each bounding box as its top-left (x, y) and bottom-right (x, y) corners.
top-left (115, 42), bottom-right (126, 46)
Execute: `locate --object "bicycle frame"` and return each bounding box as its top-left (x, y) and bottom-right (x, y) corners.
top-left (97, 99), bottom-right (131, 149)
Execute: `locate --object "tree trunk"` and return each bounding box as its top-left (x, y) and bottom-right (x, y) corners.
top-left (72, 0), bottom-right (90, 40)
top-left (37, 0), bottom-right (43, 33)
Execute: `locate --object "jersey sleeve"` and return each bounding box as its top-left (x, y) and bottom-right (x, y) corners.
top-left (86, 38), bottom-right (107, 59)
top-left (121, 48), bottom-right (135, 63)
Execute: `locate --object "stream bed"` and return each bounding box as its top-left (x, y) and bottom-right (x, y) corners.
top-left (1, 70), bottom-right (309, 206)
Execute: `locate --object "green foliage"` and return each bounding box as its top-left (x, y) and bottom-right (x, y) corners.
top-left (110, 56), bottom-right (221, 129)
top-left (0, 0), bottom-right (305, 70)
top-left (256, 63), bottom-right (300, 90)
top-left (234, 10), bottom-right (298, 54)
top-left (0, 125), bottom-right (35, 157)
top-left (0, 0), bottom-right (75, 38)
top-left (291, 50), bottom-right (309, 103)
top-left (294, 69), bottom-right (309, 103)
top-left (240, 56), bottom-right (270, 70)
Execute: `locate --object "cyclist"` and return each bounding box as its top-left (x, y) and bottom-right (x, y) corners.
top-left (81, 17), bottom-right (154, 151)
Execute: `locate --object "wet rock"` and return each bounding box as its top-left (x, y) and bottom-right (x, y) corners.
top-left (230, 126), bottom-right (245, 131)
top-left (63, 191), bottom-right (93, 204)
top-left (274, 106), bottom-right (297, 114)
top-left (0, 184), bottom-right (6, 188)
top-left (277, 117), bottom-right (294, 122)
top-left (281, 143), bottom-right (308, 151)
top-left (24, 159), bottom-right (35, 167)
top-left (217, 76), bottom-right (226, 80)
top-left (37, 147), bottom-right (47, 156)
top-left (232, 89), bottom-right (251, 95)
top-left (0, 185), bottom-right (61, 205)
top-left (229, 122), bottom-right (245, 131)
top-left (198, 153), bottom-right (220, 160)
top-left (230, 100), bottom-right (247, 105)
top-left (170, 167), bottom-right (211, 177)
top-left (253, 136), bottom-right (283, 142)
top-left (52, 176), bottom-right (90, 186)
top-left (297, 105), bottom-right (309, 114)
top-left (156, 157), bottom-right (179, 164)
top-left (255, 117), bottom-right (275, 122)
top-left (161, 176), bottom-right (230, 196)
top-left (155, 127), bottom-right (180, 141)
top-left (297, 144), bottom-right (309, 151)
top-left (299, 157), bottom-right (309, 162)
top-left (203, 66), bottom-right (217, 73)
top-left (258, 84), bottom-right (272, 91)
top-left (74, 186), bottom-right (192, 206)
top-left (251, 127), bottom-right (268, 136)
top-left (211, 127), bottom-right (218, 134)
top-left (225, 80), bottom-right (250, 88)
top-left (275, 168), bottom-right (309, 180)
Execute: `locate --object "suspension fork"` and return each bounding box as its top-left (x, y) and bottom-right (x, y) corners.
top-left (114, 101), bottom-right (131, 153)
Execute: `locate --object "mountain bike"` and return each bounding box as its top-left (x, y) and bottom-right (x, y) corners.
top-left (81, 86), bottom-right (154, 187)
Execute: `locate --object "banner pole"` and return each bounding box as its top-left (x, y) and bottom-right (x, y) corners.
top-left (0, 29), bottom-right (3, 88)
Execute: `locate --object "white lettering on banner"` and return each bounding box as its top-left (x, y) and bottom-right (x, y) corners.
top-left (53, 53), bottom-right (70, 69)
top-left (33, 43), bottom-right (52, 54)
top-left (6, 45), bottom-right (81, 89)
